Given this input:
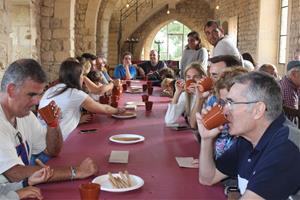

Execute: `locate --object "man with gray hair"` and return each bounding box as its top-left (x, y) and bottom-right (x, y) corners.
top-left (196, 72), bottom-right (300, 199)
top-left (279, 60), bottom-right (300, 109)
top-left (0, 59), bottom-right (98, 184)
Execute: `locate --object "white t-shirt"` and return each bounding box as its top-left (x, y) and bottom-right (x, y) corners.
top-left (164, 92), bottom-right (196, 124)
top-left (39, 83), bottom-right (88, 140)
top-left (212, 35), bottom-right (241, 58)
top-left (0, 105), bottom-right (46, 183)
top-left (180, 47), bottom-right (208, 77)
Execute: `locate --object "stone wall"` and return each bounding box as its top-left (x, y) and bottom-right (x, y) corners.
top-left (75, 0), bottom-right (90, 56)
top-left (108, 0), bottom-right (213, 66)
top-left (288, 0), bottom-right (300, 61)
top-left (0, 0), bottom-right (12, 78)
top-left (40, 0), bottom-right (75, 81)
top-left (214, 0), bottom-right (260, 60)
top-left (11, 4), bottom-right (31, 60)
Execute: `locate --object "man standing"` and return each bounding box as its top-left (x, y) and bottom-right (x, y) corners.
top-left (279, 60), bottom-right (300, 109)
top-left (0, 59), bottom-right (98, 184)
top-left (196, 72), bottom-right (300, 199)
top-left (204, 20), bottom-right (241, 59)
top-left (138, 50), bottom-right (167, 83)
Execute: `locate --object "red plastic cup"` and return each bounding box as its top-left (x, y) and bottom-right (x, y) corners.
top-left (142, 94), bottom-right (149, 102)
top-left (147, 87), bottom-right (153, 95)
top-left (99, 95), bottom-right (109, 104)
top-left (79, 183), bottom-right (100, 200)
top-left (201, 104), bottom-right (228, 130)
top-left (111, 101), bottom-right (118, 108)
top-left (111, 95), bottom-right (118, 103)
top-left (122, 83), bottom-right (127, 91)
top-left (142, 84), bottom-right (147, 91)
top-left (147, 81), bottom-right (152, 88)
top-left (38, 101), bottom-right (57, 127)
top-left (185, 79), bottom-right (196, 88)
top-left (198, 77), bottom-right (213, 92)
top-left (185, 79), bottom-right (196, 93)
top-left (145, 101), bottom-right (153, 111)
top-left (112, 87), bottom-right (121, 96)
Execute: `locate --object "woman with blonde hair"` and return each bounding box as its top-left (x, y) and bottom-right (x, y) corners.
top-left (165, 62), bottom-right (207, 128)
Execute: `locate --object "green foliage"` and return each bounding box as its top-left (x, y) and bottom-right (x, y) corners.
top-left (151, 20), bottom-right (191, 60)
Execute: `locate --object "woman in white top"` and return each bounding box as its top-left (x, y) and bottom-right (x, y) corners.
top-left (180, 31), bottom-right (208, 78)
top-left (165, 62), bottom-right (207, 128)
top-left (39, 59), bottom-right (124, 140)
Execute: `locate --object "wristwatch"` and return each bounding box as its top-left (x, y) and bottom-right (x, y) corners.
top-left (70, 166), bottom-right (77, 180)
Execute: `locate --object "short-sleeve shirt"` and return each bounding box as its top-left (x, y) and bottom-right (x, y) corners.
top-left (113, 64), bottom-right (137, 80)
top-left (138, 61), bottom-right (166, 80)
top-left (0, 105), bottom-right (47, 183)
top-left (216, 114), bottom-right (300, 199)
top-left (39, 83), bottom-right (88, 140)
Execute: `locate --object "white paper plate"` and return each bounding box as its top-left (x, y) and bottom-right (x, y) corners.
top-left (109, 134), bottom-right (145, 144)
top-left (92, 173), bottom-right (144, 192)
top-left (125, 101), bottom-right (145, 106)
top-left (111, 113), bottom-right (136, 119)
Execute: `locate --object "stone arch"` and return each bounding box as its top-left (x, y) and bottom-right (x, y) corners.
top-left (96, 0), bottom-right (119, 57)
top-left (142, 19), bottom-right (194, 60)
top-left (122, 1), bottom-right (213, 61)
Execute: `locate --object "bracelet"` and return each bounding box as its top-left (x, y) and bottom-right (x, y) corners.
top-left (70, 166), bottom-right (76, 180)
top-left (22, 178), bottom-right (29, 187)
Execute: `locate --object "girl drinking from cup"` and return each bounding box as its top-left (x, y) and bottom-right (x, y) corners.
top-left (165, 62), bottom-right (206, 128)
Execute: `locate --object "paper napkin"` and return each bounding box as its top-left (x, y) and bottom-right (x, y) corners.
top-left (175, 157), bottom-right (199, 168)
top-left (109, 151), bottom-right (129, 163)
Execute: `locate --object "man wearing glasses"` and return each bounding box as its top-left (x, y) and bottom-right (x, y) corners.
top-left (196, 72), bottom-right (300, 199)
top-left (0, 59), bottom-right (98, 184)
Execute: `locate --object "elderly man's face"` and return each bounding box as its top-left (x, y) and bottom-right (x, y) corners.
top-left (150, 51), bottom-right (158, 64)
top-left (223, 83), bottom-right (257, 137)
top-left (204, 23), bottom-right (224, 46)
top-left (291, 69), bottom-right (300, 87)
top-left (9, 79), bottom-right (45, 117)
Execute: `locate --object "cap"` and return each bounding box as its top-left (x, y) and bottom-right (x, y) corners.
top-left (287, 60), bottom-right (300, 71)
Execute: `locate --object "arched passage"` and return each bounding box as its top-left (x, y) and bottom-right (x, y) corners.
top-left (122, 2), bottom-right (213, 59)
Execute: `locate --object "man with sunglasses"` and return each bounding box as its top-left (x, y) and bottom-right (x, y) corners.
top-left (196, 72), bottom-right (300, 199)
top-left (0, 59), bottom-right (98, 184)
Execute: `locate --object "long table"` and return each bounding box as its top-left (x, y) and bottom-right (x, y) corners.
top-left (40, 85), bottom-right (225, 199)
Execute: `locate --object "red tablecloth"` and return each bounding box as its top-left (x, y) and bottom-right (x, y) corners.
top-left (40, 85), bottom-right (225, 200)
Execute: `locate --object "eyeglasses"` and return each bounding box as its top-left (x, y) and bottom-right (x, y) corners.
top-left (219, 98), bottom-right (259, 109)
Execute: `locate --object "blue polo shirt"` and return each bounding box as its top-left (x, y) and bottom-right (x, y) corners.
top-left (113, 64), bottom-right (137, 80)
top-left (216, 113), bottom-right (300, 199)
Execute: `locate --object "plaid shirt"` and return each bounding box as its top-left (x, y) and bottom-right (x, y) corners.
top-left (279, 76), bottom-right (300, 109)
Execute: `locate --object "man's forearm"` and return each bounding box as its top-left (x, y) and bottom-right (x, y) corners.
top-left (4, 165), bottom-right (40, 183)
top-left (4, 165), bottom-right (85, 184)
top-left (199, 139), bottom-right (218, 185)
top-left (45, 127), bottom-right (63, 157)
